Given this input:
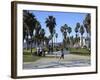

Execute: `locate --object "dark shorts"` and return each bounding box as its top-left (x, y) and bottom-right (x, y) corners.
top-left (61, 54), bottom-right (64, 57)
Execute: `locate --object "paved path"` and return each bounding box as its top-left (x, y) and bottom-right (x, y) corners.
top-left (23, 51), bottom-right (90, 69)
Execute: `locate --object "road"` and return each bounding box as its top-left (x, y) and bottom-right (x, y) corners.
top-left (23, 51), bottom-right (90, 69)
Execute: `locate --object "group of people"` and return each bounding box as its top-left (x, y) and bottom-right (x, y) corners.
top-left (36, 47), bottom-right (65, 60)
top-left (36, 47), bottom-right (45, 56)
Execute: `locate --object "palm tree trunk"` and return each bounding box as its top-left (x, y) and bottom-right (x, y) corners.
top-left (87, 33), bottom-right (90, 49)
top-left (26, 41), bottom-right (28, 50)
top-left (86, 33), bottom-right (88, 49)
top-left (51, 38), bottom-right (53, 54)
top-left (81, 35), bottom-right (83, 48)
top-left (89, 33), bottom-right (91, 49)
top-left (26, 35), bottom-right (29, 50)
top-left (30, 37), bottom-right (32, 54)
top-left (54, 36), bottom-right (55, 51)
top-left (69, 34), bottom-right (70, 48)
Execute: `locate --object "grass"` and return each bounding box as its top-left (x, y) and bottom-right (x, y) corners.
top-left (23, 48), bottom-right (36, 55)
top-left (23, 54), bottom-right (59, 62)
top-left (69, 48), bottom-right (90, 56)
top-left (23, 47), bottom-right (90, 62)
top-left (23, 51), bottom-right (58, 62)
top-left (23, 48), bottom-right (36, 52)
top-left (23, 55), bottom-right (41, 62)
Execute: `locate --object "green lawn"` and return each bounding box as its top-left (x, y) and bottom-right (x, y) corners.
top-left (23, 47), bottom-right (90, 62)
top-left (69, 48), bottom-right (90, 56)
top-left (23, 48), bottom-right (36, 53)
top-left (23, 51), bottom-right (58, 62)
top-left (23, 54), bottom-right (59, 62)
top-left (23, 55), bottom-right (41, 62)
top-left (23, 48), bottom-right (39, 62)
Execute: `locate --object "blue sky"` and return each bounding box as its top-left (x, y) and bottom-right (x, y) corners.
top-left (29, 10), bottom-right (87, 43)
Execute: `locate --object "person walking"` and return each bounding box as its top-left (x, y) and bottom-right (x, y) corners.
top-left (60, 48), bottom-right (64, 59)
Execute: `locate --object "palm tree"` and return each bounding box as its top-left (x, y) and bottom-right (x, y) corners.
top-left (60, 24), bottom-right (68, 48)
top-left (53, 29), bottom-right (56, 49)
top-left (83, 14), bottom-right (90, 39)
top-left (67, 27), bottom-right (72, 47)
top-left (83, 14), bottom-right (91, 48)
top-left (45, 16), bottom-right (56, 54)
top-left (75, 22), bottom-right (80, 45)
top-left (23, 10), bottom-right (30, 50)
top-left (55, 33), bottom-right (58, 52)
top-left (62, 24), bottom-right (68, 39)
top-left (68, 27), bottom-right (72, 36)
top-left (23, 11), bottom-right (30, 49)
top-left (44, 36), bottom-right (50, 48)
top-left (23, 22), bottom-right (30, 50)
top-left (83, 14), bottom-right (91, 34)
top-left (40, 28), bottom-right (45, 46)
top-left (23, 10), bottom-right (39, 54)
top-left (28, 13), bottom-right (39, 54)
top-left (34, 21), bottom-right (41, 47)
top-left (55, 33), bottom-right (58, 44)
top-left (75, 23), bottom-right (80, 37)
top-left (70, 36), bottom-right (75, 47)
top-left (80, 25), bottom-right (85, 47)
top-left (60, 26), bottom-right (64, 34)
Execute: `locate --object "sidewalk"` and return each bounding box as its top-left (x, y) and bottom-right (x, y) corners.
top-left (23, 53), bottom-right (90, 69)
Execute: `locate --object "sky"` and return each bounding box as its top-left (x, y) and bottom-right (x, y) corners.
top-left (28, 10), bottom-right (88, 43)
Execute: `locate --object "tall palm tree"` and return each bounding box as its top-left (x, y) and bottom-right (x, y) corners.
top-left (25, 11), bottom-right (37, 37)
top-left (53, 29), bottom-right (56, 48)
top-left (55, 33), bottom-right (58, 52)
top-left (68, 27), bottom-right (72, 36)
top-left (23, 22), bottom-right (30, 50)
top-left (83, 14), bottom-right (91, 34)
top-left (80, 25), bottom-right (85, 47)
top-left (23, 10), bottom-right (30, 50)
top-left (75, 23), bottom-right (80, 37)
top-left (23, 10), bottom-right (39, 54)
top-left (60, 26), bottom-right (64, 35)
top-left (28, 13), bottom-right (39, 54)
top-left (68, 27), bottom-right (72, 47)
top-left (75, 22), bottom-right (80, 45)
top-left (62, 24), bottom-right (68, 39)
top-left (55, 33), bottom-right (58, 44)
top-left (70, 36), bottom-right (75, 47)
top-left (44, 36), bottom-right (50, 48)
top-left (23, 11), bottom-right (28, 40)
top-left (35, 21), bottom-right (41, 47)
top-left (83, 14), bottom-right (91, 48)
top-left (40, 28), bottom-right (45, 46)
top-left (60, 24), bottom-right (68, 48)
top-left (83, 14), bottom-right (90, 39)
top-left (45, 16), bottom-right (56, 53)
